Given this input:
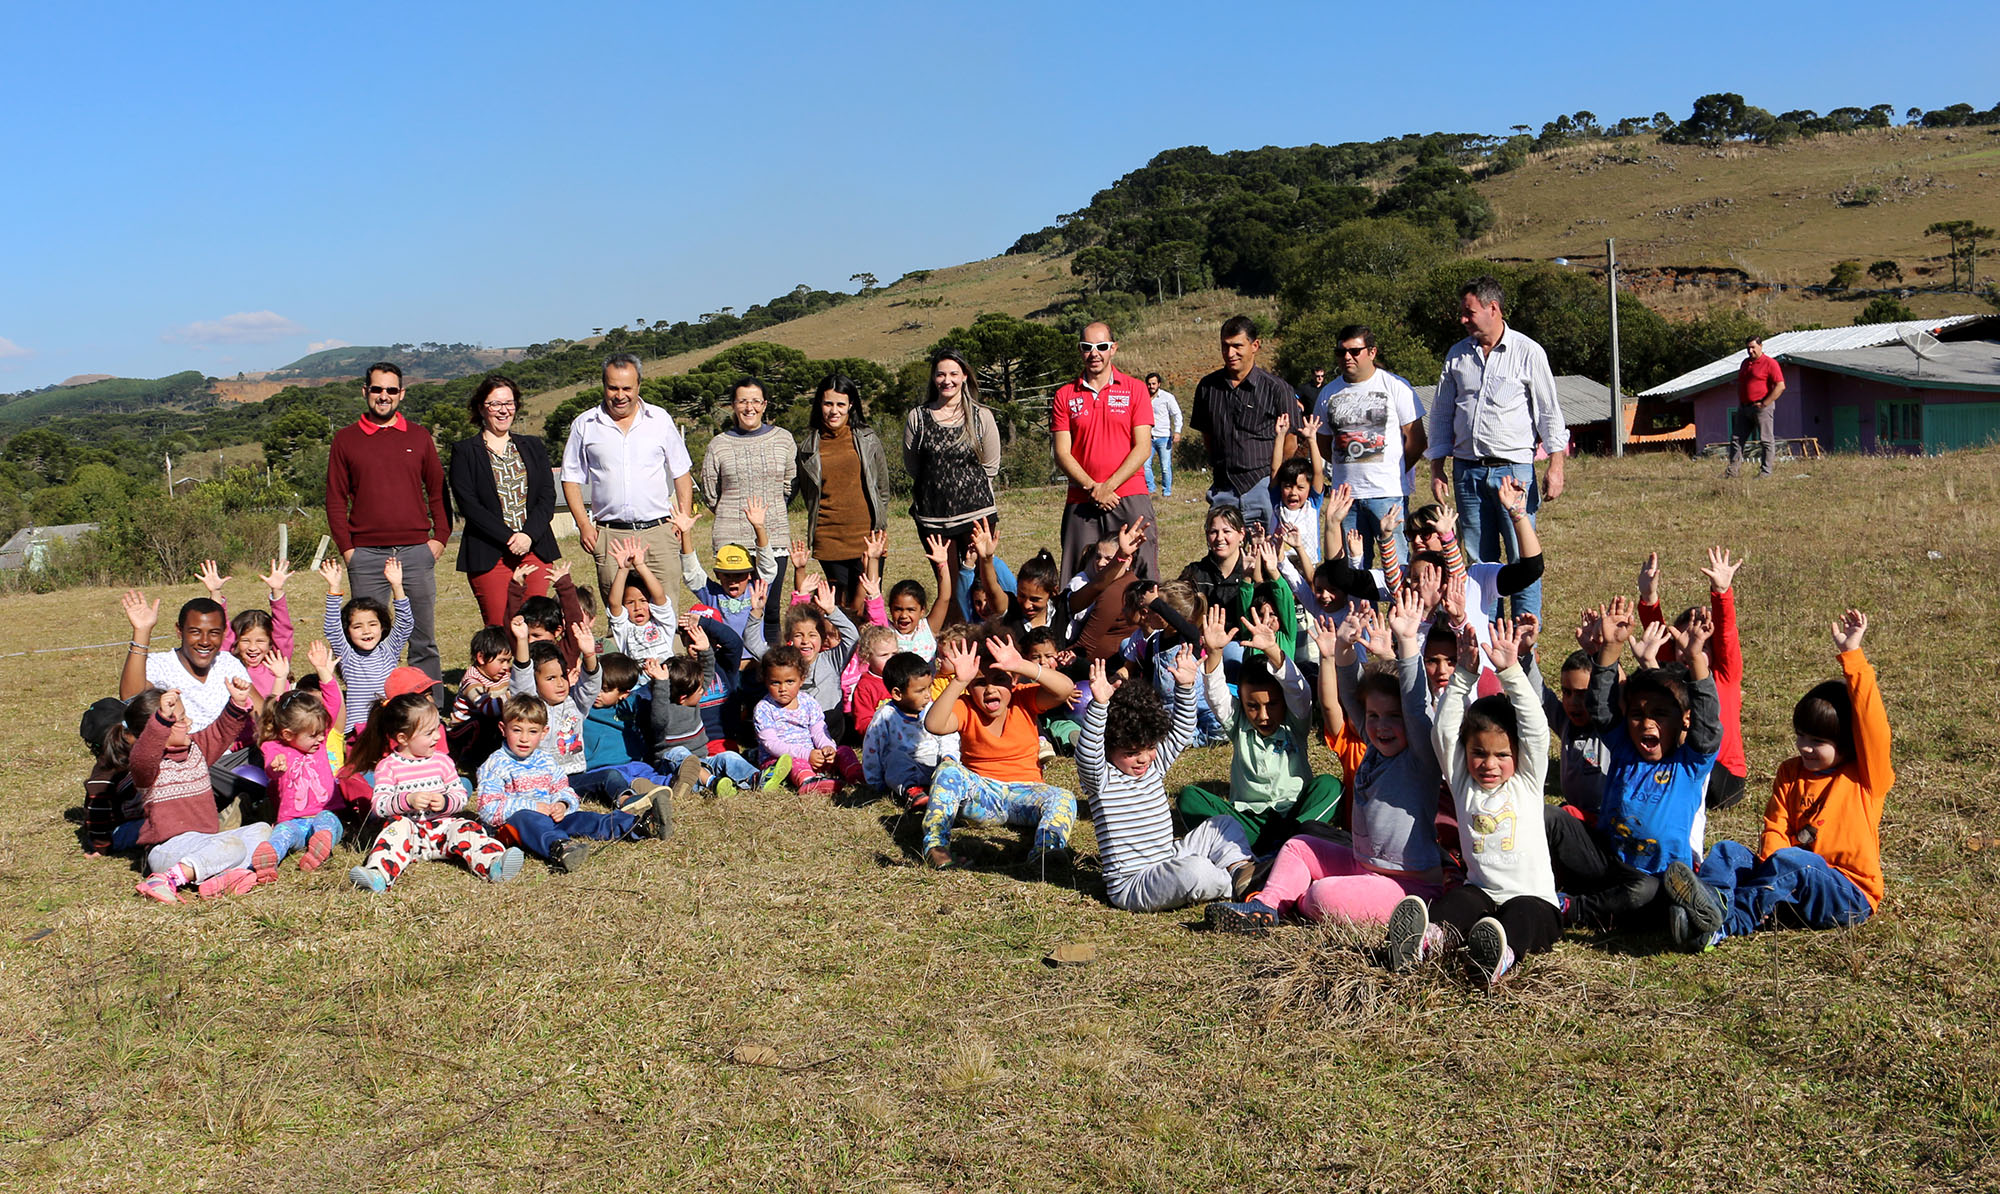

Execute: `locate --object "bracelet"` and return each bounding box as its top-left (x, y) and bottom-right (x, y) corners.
top-left (128, 643), bottom-right (149, 654)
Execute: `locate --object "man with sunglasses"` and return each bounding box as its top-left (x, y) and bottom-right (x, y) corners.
top-left (325, 361), bottom-right (451, 679)
top-left (1312, 325), bottom-right (1425, 570)
top-left (1051, 322), bottom-right (1157, 582)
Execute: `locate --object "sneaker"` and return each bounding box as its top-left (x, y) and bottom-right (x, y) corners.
top-left (648, 787), bottom-right (675, 842)
top-left (554, 838), bottom-right (590, 874)
top-left (1229, 859), bottom-right (1258, 901)
top-left (1385, 895), bottom-right (1431, 973)
top-left (669, 755), bottom-right (705, 807)
top-left (299, 829), bottom-right (335, 872)
top-left (758, 756), bottom-right (794, 791)
top-left (711, 777), bottom-right (738, 801)
top-left (1466, 917), bottom-right (1515, 991)
top-left (617, 777), bottom-right (662, 816)
top-left (799, 776), bottom-right (837, 799)
top-left (349, 866), bottom-right (387, 894)
top-left (135, 873), bottom-right (181, 904)
top-left (196, 868), bottom-right (259, 898)
top-left (250, 842), bottom-right (280, 885)
top-left (1038, 736), bottom-right (1056, 766)
top-left (904, 785), bottom-right (930, 812)
top-left (1206, 899), bottom-right (1279, 934)
top-left (1663, 861), bottom-right (1726, 947)
top-left (486, 847), bottom-right (526, 884)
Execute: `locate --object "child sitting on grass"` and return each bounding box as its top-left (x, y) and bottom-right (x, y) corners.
top-left (507, 616), bottom-right (601, 779)
top-left (1177, 603), bottom-right (1340, 853)
top-left (672, 500), bottom-right (777, 639)
top-left (921, 627), bottom-right (1078, 870)
top-left (574, 650), bottom-right (675, 802)
top-left (755, 645), bottom-right (856, 798)
top-left (207, 558), bottom-right (295, 697)
top-left (746, 573), bottom-right (860, 740)
top-left (319, 556), bottom-right (413, 732)
top-left (347, 693), bottom-right (524, 891)
top-left (1544, 597), bottom-right (1721, 933)
top-left (507, 560), bottom-right (590, 671)
top-left (639, 623), bottom-right (770, 801)
top-left (1382, 619), bottom-right (1556, 990)
top-left (128, 683), bottom-right (276, 903)
top-left (603, 537), bottom-right (678, 662)
top-left (475, 694), bottom-right (669, 874)
top-left (1209, 588), bottom-right (1443, 931)
top-left (862, 652), bottom-right (940, 807)
top-left (1269, 423), bottom-right (1328, 570)
top-left (872, 527), bottom-right (950, 658)
top-left (845, 624), bottom-right (898, 741)
top-left (447, 625), bottom-right (513, 765)
top-left (1637, 547), bottom-right (1750, 811)
top-left (1082, 652), bottom-right (1256, 912)
top-left (1665, 609), bottom-right (1890, 952)
top-left (258, 641), bottom-right (348, 872)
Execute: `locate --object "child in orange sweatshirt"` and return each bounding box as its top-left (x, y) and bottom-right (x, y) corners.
top-left (1663, 609), bottom-right (1889, 950)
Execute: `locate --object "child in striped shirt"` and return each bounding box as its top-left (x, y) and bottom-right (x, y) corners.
top-left (319, 556), bottom-right (414, 731)
top-left (1080, 652), bottom-right (1254, 913)
top-left (474, 694), bottom-right (668, 874)
top-left (346, 693), bottom-right (523, 891)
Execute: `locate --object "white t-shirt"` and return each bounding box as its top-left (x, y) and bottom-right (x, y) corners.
top-left (1315, 371), bottom-right (1419, 499)
top-left (1149, 390), bottom-right (1182, 437)
top-left (145, 649), bottom-right (251, 732)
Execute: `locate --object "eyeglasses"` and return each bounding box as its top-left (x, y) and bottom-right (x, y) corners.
top-left (366, 385), bottom-right (403, 396)
top-left (1079, 341), bottom-right (1113, 353)
top-left (1337, 346), bottom-right (1372, 357)
top-left (484, 402), bottom-right (517, 412)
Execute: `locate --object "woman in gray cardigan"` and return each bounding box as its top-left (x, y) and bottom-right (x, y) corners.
top-left (698, 377), bottom-right (797, 560)
top-left (795, 374), bottom-right (890, 614)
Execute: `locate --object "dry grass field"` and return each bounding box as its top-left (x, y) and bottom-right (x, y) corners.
top-left (5, 448), bottom-right (2000, 1192)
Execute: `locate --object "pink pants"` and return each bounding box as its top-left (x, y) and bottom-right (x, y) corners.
top-left (1261, 836), bottom-right (1442, 926)
top-left (792, 746), bottom-right (862, 785)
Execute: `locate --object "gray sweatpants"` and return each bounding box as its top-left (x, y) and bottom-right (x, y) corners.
top-left (147, 824), bottom-right (272, 882)
top-left (1108, 817), bottom-right (1253, 913)
top-left (350, 544), bottom-right (441, 679)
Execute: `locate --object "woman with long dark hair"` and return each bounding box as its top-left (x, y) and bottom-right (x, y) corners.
top-left (795, 374), bottom-right (890, 612)
top-left (448, 375), bottom-right (560, 626)
top-left (902, 349), bottom-right (1002, 559)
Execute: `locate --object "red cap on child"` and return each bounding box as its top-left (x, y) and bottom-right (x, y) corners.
top-left (382, 666), bottom-right (442, 701)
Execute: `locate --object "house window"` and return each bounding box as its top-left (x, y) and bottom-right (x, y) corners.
top-left (1880, 401), bottom-right (1922, 446)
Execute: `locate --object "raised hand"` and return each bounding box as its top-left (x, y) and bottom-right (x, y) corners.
top-left (121, 589), bottom-right (161, 638)
top-left (643, 657), bottom-right (672, 684)
top-left (550, 559), bottom-right (572, 583)
top-left (225, 675), bottom-right (255, 709)
top-left (1831, 608), bottom-right (1867, 653)
top-left (1574, 605), bottom-right (1604, 654)
top-left (1116, 516), bottom-right (1149, 559)
top-left (1334, 602), bottom-right (1370, 652)
top-left (159, 690), bottom-right (185, 723)
top-left (306, 638), bottom-right (336, 680)
top-left (569, 620), bottom-right (597, 659)
top-left (1357, 603), bottom-right (1394, 660)
top-left (1514, 612), bottom-right (1540, 655)
top-left (863, 528), bottom-right (888, 561)
top-left (1686, 605), bottom-right (1715, 654)
top-left (1700, 546), bottom-right (1744, 594)
top-left (970, 519), bottom-right (997, 560)
top-left (940, 637), bottom-right (981, 684)
top-left (509, 614), bottom-right (531, 646)
top-left (1311, 612), bottom-right (1344, 659)
top-left (197, 559), bottom-right (230, 599)
top-left (1300, 412), bottom-right (1323, 442)
top-left (749, 577), bottom-right (770, 612)
top-left (1325, 483), bottom-right (1354, 531)
top-left (1432, 503), bottom-right (1458, 539)
top-left (922, 534), bottom-right (952, 573)
top-left (1636, 551), bottom-right (1661, 606)
top-left (744, 495), bottom-right (766, 532)
top-left (984, 632), bottom-right (1028, 675)
top-left (1454, 620), bottom-right (1482, 674)
top-left (668, 505), bottom-right (699, 542)
top-left (680, 612), bottom-right (710, 652)
top-left (858, 569), bottom-right (882, 600)
top-left (512, 560), bottom-right (540, 585)
top-left (1497, 475), bottom-right (1530, 517)
top-left (1344, 527), bottom-right (1365, 560)
top-left (1243, 604), bottom-right (1282, 658)
top-left (1441, 572), bottom-right (1467, 627)
top-left (1385, 587), bottom-right (1423, 643)
top-left (790, 538), bottom-right (809, 565)
top-left (1381, 503), bottom-right (1404, 535)
top-left (1485, 619), bottom-right (1521, 672)
top-left (260, 558), bottom-right (292, 597)
top-left (811, 578), bottom-right (837, 615)
top-left (1601, 595), bottom-right (1636, 648)
top-left (1633, 621), bottom-right (1672, 669)
top-left (1087, 657), bottom-right (1118, 706)
top-left (1200, 604), bottom-right (1236, 655)
top-left (1168, 643), bottom-right (1200, 688)
top-left (381, 555), bottom-right (404, 592)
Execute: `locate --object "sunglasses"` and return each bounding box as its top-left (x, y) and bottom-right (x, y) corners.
top-left (367, 385), bottom-right (404, 396)
top-left (1078, 341), bottom-right (1114, 353)
top-left (1337, 346), bottom-right (1372, 357)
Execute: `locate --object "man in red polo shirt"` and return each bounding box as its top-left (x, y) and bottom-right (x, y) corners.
top-left (1725, 335), bottom-right (1786, 478)
top-left (1052, 322), bottom-right (1156, 582)
top-left (325, 362), bottom-right (451, 679)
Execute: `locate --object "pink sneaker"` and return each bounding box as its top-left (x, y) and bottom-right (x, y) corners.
top-left (135, 873), bottom-right (181, 904)
top-left (298, 829), bottom-right (335, 872)
top-left (799, 777), bottom-right (837, 799)
top-left (250, 842), bottom-right (280, 884)
top-left (196, 868), bottom-right (259, 899)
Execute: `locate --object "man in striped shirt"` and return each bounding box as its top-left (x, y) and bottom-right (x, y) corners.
top-left (1079, 652), bottom-right (1254, 912)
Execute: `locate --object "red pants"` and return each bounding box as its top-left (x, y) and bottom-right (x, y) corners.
top-left (466, 553), bottom-right (550, 627)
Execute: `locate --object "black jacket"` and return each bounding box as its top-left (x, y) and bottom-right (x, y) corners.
top-left (448, 433), bottom-right (562, 574)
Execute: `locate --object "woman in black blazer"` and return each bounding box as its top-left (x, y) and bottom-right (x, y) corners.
top-left (448, 375), bottom-right (562, 627)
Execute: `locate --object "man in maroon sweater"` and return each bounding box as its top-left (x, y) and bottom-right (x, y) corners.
top-left (325, 362), bottom-right (451, 679)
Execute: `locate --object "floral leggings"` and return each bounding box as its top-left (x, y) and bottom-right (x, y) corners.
top-left (921, 758), bottom-right (1075, 856)
top-left (361, 816), bottom-right (510, 887)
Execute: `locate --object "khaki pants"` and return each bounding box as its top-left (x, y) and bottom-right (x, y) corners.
top-left (1725, 403), bottom-right (1775, 477)
top-left (589, 521), bottom-right (680, 605)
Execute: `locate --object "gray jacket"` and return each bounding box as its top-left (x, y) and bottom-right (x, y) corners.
top-left (795, 425), bottom-right (890, 547)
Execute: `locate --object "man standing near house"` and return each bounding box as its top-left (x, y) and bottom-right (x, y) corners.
top-left (1314, 324), bottom-right (1425, 570)
top-left (561, 352), bottom-right (695, 599)
top-left (1191, 315), bottom-right (1303, 533)
top-left (1143, 372), bottom-right (1182, 498)
top-left (1052, 323), bottom-right (1156, 581)
top-left (325, 361), bottom-right (451, 679)
top-left (1426, 275), bottom-right (1567, 619)
top-left (1725, 335), bottom-right (1786, 478)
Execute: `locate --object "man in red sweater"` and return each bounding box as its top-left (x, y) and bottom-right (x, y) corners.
top-left (1725, 335), bottom-right (1786, 478)
top-left (325, 362), bottom-right (451, 679)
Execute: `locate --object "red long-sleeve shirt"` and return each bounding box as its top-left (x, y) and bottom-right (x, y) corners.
top-left (1640, 586), bottom-right (1745, 779)
top-left (324, 417), bottom-right (451, 554)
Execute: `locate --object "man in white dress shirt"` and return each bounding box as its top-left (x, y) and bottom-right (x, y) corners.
top-left (561, 353), bottom-right (695, 598)
top-left (1143, 372), bottom-right (1182, 497)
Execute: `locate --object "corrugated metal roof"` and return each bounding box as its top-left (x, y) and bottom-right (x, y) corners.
top-left (1637, 315), bottom-right (1985, 400)
top-left (1414, 375), bottom-right (1614, 424)
top-left (1780, 341), bottom-right (2000, 393)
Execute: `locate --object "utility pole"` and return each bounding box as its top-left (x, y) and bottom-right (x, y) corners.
top-left (1607, 238), bottom-right (1624, 457)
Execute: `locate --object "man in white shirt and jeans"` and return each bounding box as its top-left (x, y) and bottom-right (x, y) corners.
top-left (1143, 372), bottom-right (1182, 497)
top-left (1426, 275), bottom-right (1567, 619)
top-left (561, 353), bottom-right (696, 599)
top-left (1313, 324), bottom-right (1425, 570)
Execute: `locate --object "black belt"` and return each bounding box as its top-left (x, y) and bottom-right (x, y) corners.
top-left (597, 516), bottom-right (669, 530)
top-left (1455, 456), bottom-right (1517, 468)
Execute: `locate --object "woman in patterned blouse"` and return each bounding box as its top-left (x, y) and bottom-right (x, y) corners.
top-left (447, 376), bottom-right (562, 627)
top-left (902, 350), bottom-right (1002, 595)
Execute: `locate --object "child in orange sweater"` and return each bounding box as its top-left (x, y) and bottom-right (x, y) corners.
top-left (1664, 609), bottom-right (1889, 950)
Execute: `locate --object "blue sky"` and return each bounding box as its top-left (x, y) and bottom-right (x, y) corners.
top-left (3, 0), bottom-right (1994, 391)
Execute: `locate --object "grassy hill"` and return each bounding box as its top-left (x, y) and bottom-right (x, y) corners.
top-left (266, 343), bottom-right (525, 382)
top-left (6, 448), bottom-right (1999, 1189)
top-left (0, 369), bottom-right (212, 426)
top-left (1473, 126), bottom-right (2000, 326)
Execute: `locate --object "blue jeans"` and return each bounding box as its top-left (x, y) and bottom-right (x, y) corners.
top-left (1452, 459), bottom-right (1541, 619)
top-left (1341, 494), bottom-right (1407, 574)
top-left (1146, 435), bottom-right (1175, 495)
top-left (268, 811), bottom-right (343, 860)
top-left (1697, 840), bottom-right (1873, 938)
top-left (1207, 484), bottom-right (1275, 534)
top-left (660, 746), bottom-right (760, 786)
top-left (570, 761), bottom-right (670, 803)
top-left (505, 808), bottom-right (639, 859)
top-left (110, 819), bottom-right (145, 851)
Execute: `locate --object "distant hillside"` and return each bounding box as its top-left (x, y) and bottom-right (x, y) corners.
top-left (266, 342), bottom-right (525, 381)
top-left (0, 370), bottom-right (212, 426)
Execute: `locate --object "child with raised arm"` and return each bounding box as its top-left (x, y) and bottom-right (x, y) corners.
top-left (1382, 618), bottom-right (1556, 989)
top-left (1082, 651), bottom-right (1256, 912)
top-left (128, 682), bottom-right (276, 902)
top-left (1269, 414), bottom-right (1328, 571)
top-left (1544, 597), bottom-right (1722, 933)
top-left (1175, 603), bottom-right (1340, 853)
top-left (320, 555), bottom-right (413, 731)
top-left (1637, 546), bottom-right (1750, 810)
top-left (347, 693), bottom-right (524, 891)
top-left (746, 571), bottom-right (860, 738)
top-left (505, 559), bottom-right (589, 671)
top-left (1665, 610), bottom-right (1891, 951)
top-left (920, 627), bottom-right (1079, 869)
top-left (673, 500), bottom-right (777, 639)
top-left (209, 558), bottom-right (296, 697)
top-left (508, 616), bottom-right (602, 779)
top-left (880, 527), bottom-right (951, 658)
top-left (1209, 587), bottom-right (1443, 931)
top-left (603, 536), bottom-right (678, 662)
top-left (258, 640), bottom-right (348, 871)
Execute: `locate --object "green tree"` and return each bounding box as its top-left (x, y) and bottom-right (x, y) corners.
top-left (849, 272), bottom-right (880, 293)
top-left (1278, 218), bottom-right (1454, 320)
top-left (262, 408), bottom-right (331, 474)
top-left (1278, 310), bottom-right (1441, 394)
top-left (1373, 165), bottom-right (1494, 240)
top-left (1856, 296), bottom-right (1917, 324)
top-left (1867, 259), bottom-right (1903, 285)
top-left (1071, 246), bottom-right (1137, 295)
top-left (1, 427), bottom-right (76, 483)
top-left (1925, 220), bottom-right (1995, 291)
top-left (1827, 260), bottom-right (1863, 291)
top-left (1663, 93), bottom-right (1752, 146)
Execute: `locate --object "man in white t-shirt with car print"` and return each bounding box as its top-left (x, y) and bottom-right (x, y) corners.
top-left (1313, 323), bottom-right (1425, 571)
